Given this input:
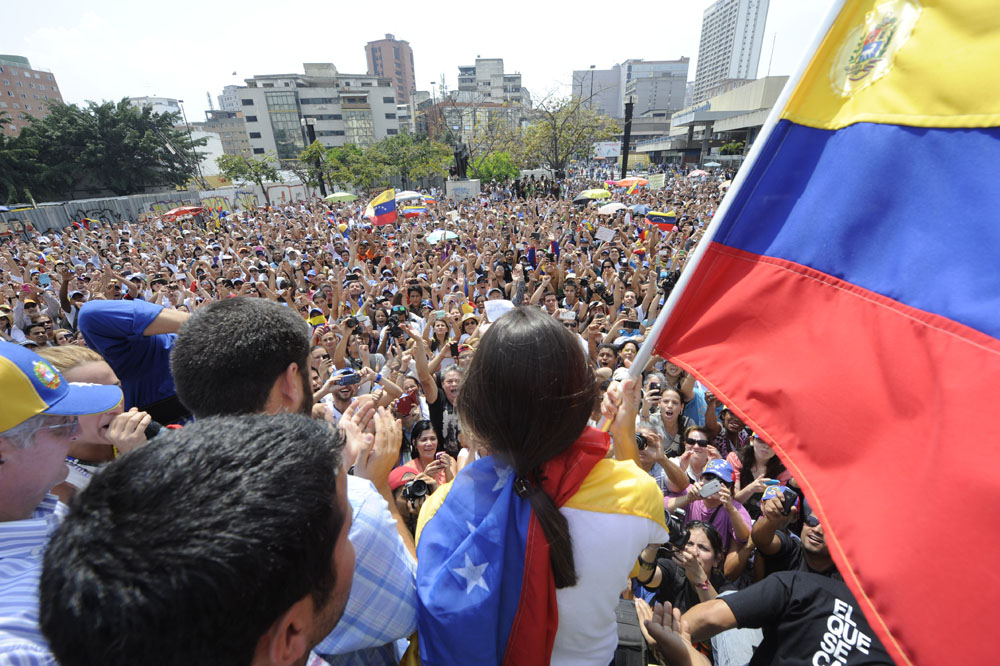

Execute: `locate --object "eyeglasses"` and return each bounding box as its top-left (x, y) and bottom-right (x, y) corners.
top-left (38, 417), bottom-right (80, 439)
top-left (685, 438), bottom-right (709, 448)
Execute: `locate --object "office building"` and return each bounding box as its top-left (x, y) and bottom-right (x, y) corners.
top-left (692, 0), bottom-right (770, 103)
top-left (192, 110), bottom-right (252, 158)
top-left (218, 85), bottom-right (241, 112)
top-left (454, 58), bottom-right (528, 107)
top-left (235, 63), bottom-right (401, 160)
top-left (573, 58), bottom-right (689, 119)
top-left (0, 55), bottom-right (63, 136)
top-left (365, 34), bottom-right (415, 105)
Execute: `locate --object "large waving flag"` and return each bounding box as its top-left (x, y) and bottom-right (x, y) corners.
top-left (415, 427), bottom-right (665, 666)
top-left (364, 189), bottom-right (397, 226)
top-left (630, 2), bottom-right (999, 664)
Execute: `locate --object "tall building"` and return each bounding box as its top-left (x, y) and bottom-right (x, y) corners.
top-left (692, 0), bottom-right (770, 103)
top-left (454, 58), bottom-right (528, 107)
top-left (235, 63), bottom-right (401, 160)
top-left (573, 58), bottom-right (689, 119)
top-left (0, 55), bottom-right (63, 136)
top-left (365, 34), bottom-right (415, 104)
top-left (218, 85), bottom-right (241, 112)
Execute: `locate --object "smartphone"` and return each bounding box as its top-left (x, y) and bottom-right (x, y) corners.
top-left (530, 232), bottom-right (541, 240)
top-left (699, 479), bottom-right (723, 498)
top-left (449, 342), bottom-right (460, 357)
top-left (394, 390), bottom-right (418, 416)
top-left (623, 320), bottom-right (640, 330)
top-left (433, 310), bottom-right (447, 320)
top-left (335, 372), bottom-right (361, 386)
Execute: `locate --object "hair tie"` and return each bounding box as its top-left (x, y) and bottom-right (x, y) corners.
top-left (514, 468), bottom-right (545, 498)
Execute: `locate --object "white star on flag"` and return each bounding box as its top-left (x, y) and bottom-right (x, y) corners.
top-left (493, 464), bottom-right (513, 492)
top-left (466, 521), bottom-right (477, 534)
top-left (454, 553), bottom-right (489, 594)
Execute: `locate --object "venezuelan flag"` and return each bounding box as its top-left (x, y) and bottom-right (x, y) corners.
top-left (422, 195), bottom-right (437, 206)
top-left (365, 189), bottom-right (397, 226)
top-left (415, 427), bottom-right (666, 665)
top-left (641, 2), bottom-right (1000, 664)
top-left (401, 205), bottom-right (427, 218)
top-left (644, 210), bottom-right (677, 231)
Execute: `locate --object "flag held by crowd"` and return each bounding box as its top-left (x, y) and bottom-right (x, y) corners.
top-left (640, 1), bottom-right (999, 664)
top-left (365, 189), bottom-right (398, 226)
top-left (644, 210), bottom-right (677, 232)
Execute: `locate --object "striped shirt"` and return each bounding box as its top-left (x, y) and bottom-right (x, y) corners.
top-left (0, 495), bottom-right (66, 666)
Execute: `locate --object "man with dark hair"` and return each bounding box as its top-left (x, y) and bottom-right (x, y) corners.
top-left (171, 297), bottom-right (417, 666)
top-left (170, 297), bottom-right (313, 417)
top-left (39, 414), bottom-right (354, 666)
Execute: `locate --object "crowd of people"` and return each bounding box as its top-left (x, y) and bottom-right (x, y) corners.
top-left (0, 167), bottom-right (894, 665)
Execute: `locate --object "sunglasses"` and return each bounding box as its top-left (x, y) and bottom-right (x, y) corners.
top-left (685, 438), bottom-right (710, 448)
top-left (804, 514), bottom-right (820, 528)
top-left (563, 322), bottom-right (577, 329)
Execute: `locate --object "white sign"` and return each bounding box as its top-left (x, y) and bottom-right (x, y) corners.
top-left (484, 299), bottom-right (516, 323)
top-left (595, 226), bottom-right (617, 243)
top-left (593, 141), bottom-right (621, 159)
top-left (649, 173), bottom-right (666, 190)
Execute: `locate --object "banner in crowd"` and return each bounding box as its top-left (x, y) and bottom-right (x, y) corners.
top-left (642, 1), bottom-right (999, 664)
top-left (648, 173), bottom-right (666, 190)
top-left (592, 141), bottom-right (621, 159)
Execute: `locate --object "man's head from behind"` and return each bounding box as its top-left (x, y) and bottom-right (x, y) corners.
top-left (39, 414), bottom-right (353, 666)
top-left (171, 297), bottom-right (313, 418)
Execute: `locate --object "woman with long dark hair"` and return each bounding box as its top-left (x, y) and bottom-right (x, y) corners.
top-left (415, 307), bottom-right (668, 666)
top-left (728, 434), bottom-right (790, 520)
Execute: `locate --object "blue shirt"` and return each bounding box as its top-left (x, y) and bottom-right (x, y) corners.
top-left (0, 495), bottom-right (66, 666)
top-left (314, 476), bottom-right (417, 665)
top-left (77, 300), bottom-right (176, 410)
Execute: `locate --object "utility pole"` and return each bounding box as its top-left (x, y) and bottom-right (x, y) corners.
top-left (300, 117), bottom-right (327, 196)
top-left (177, 100), bottom-right (208, 190)
top-left (589, 65), bottom-right (595, 107)
top-left (620, 95), bottom-right (635, 178)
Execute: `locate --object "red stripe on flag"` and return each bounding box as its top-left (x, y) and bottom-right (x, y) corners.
top-left (503, 428), bottom-right (608, 666)
top-left (656, 243), bottom-right (999, 666)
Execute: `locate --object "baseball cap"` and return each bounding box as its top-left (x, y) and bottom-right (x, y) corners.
top-left (0, 341), bottom-right (123, 431)
top-left (702, 459), bottom-right (734, 483)
top-left (388, 466), bottom-right (416, 492)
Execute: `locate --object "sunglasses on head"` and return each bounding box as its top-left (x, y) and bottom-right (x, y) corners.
top-left (685, 437), bottom-right (709, 447)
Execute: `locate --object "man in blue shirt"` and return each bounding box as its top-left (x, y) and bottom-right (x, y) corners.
top-left (0, 341), bottom-right (123, 665)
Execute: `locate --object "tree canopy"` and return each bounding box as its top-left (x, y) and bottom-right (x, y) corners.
top-left (522, 96), bottom-right (619, 173)
top-left (3, 99), bottom-right (205, 203)
top-left (297, 133), bottom-right (452, 191)
top-left (216, 152), bottom-right (281, 205)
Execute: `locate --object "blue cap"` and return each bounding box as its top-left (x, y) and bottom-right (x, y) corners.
top-left (702, 459), bottom-right (734, 483)
top-left (0, 341), bottom-right (123, 431)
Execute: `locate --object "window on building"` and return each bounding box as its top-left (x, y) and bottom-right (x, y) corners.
top-left (241, 98), bottom-right (254, 106)
top-left (386, 128), bottom-right (398, 135)
top-left (29, 83), bottom-right (34, 89)
top-left (253, 148), bottom-right (265, 154)
top-left (265, 91), bottom-right (305, 159)
top-left (15, 81), bottom-right (21, 87)
top-left (393, 46), bottom-right (400, 59)
top-left (383, 96), bottom-right (395, 104)
top-left (262, 83), bottom-right (274, 88)
top-left (1, 80), bottom-right (7, 86)
top-left (385, 112), bottom-right (396, 119)
top-left (249, 131), bottom-right (262, 138)
top-left (245, 115), bottom-right (257, 122)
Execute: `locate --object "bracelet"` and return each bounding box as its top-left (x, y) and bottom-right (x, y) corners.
top-left (374, 373), bottom-right (382, 383)
top-left (637, 555), bottom-right (656, 568)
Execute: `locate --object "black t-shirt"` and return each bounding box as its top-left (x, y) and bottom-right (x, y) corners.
top-left (643, 558), bottom-right (727, 614)
top-left (427, 376), bottom-right (461, 457)
top-left (762, 530), bottom-right (839, 579)
top-left (724, 571), bottom-right (893, 666)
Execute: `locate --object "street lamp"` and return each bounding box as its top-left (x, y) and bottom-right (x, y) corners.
top-left (177, 99), bottom-right (206, 189)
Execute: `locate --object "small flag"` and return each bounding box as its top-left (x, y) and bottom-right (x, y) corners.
top-left (401, 205), bottom-right (427, 218)
top-left (626, 181), bottom-right (638, 195)
top-left (364, 189), bottom-right (397, 226)
top-left (644, 211), bottom-right (676, 231)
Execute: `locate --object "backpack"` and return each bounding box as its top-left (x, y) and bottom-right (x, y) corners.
top-left (613, 598), bottom-right (648, 666)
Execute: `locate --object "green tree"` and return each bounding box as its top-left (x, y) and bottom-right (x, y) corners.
top-left (469, 151), bottom-right (519, 183)
top-left (374, 133), bottom-right (452, 189)
top-left (523, 96), bottom-right (619, 173)
top-left (216, 152), bottom-right (281, 205)
top-left (296, 140), bottom-right (330, 190)
top-left (15, 99), bottom-right (205, 199)
top-left (720, 141), bottom-right (745, 155)
top-left (0, 112), bottom-right (38, 204)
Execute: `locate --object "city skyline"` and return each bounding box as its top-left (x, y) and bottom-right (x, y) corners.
top-left (5, 0), bottom-right (830, 123)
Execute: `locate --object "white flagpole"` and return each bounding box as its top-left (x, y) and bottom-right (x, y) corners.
top-left (605, 0), bottom-right (850, 423)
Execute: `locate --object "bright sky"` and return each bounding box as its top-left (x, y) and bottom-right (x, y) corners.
top-left (8, 0), bottom-right (832, 121)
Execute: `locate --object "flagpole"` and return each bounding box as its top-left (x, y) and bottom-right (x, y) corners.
top-left (602, 0), bottom-right (849, 425)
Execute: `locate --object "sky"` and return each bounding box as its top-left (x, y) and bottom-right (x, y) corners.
top-left (7, 0), bottom-right (832, 121)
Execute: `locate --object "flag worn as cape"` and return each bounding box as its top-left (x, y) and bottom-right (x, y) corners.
top-left (644, 1), bottom-right (1000, 664)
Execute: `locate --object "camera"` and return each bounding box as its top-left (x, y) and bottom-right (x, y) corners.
top-left (663, 508), bottom-right (690, 552)
top-left (344, 316), bottom-right (358, 329)
top-left (387, 315), bottom-right (405, 339)
top-left (335, 371), bottom-right (361, 386)
top-left (636, 433), bottom-right (648, 451)
top-left (401, 479), bottom-right (429, 501)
